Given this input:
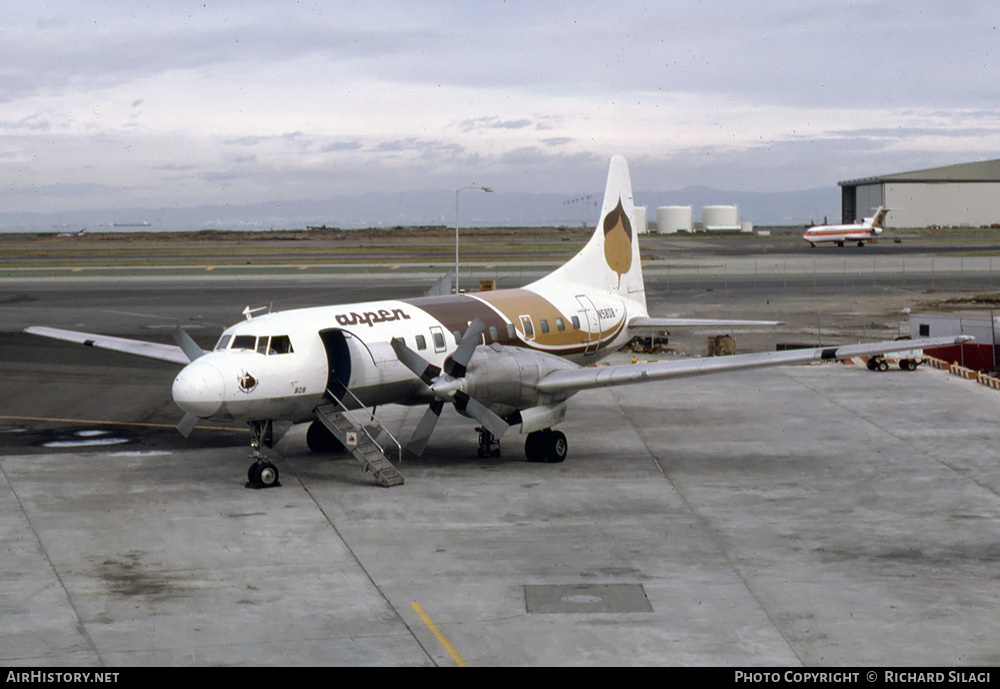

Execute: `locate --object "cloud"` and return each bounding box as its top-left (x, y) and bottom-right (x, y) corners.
top-left (2, 2), bottom-right (998, 216)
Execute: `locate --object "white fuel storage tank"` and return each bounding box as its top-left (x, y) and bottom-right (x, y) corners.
top-left (656, 205), bottom-right (693, 234)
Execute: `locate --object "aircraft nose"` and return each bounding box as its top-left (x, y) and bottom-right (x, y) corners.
top-left (172, 361), bottom-right (225, 418)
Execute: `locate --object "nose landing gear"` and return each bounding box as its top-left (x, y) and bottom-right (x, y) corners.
top-left (247, 419), bottom-right (281, 489)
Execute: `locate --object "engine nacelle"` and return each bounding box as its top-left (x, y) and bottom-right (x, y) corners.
top-left (458, 343), bottom-right (580, 416)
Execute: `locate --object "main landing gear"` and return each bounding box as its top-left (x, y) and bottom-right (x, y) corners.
top-left (476, 426), bottom-right (568, 463)
top-left (524, 429), bottom-right (568, 464)
top-left (477, 427), bottom-right (501, 458)
top-left (306, 420), bottom-right (345, 453)
top-left (247, 419), bottom-right (280, 489)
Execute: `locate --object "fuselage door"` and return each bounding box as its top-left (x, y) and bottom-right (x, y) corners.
top-left (575, 295), bottom-right (601, 355)
top-left (318, 329), bottom-right (354, 399)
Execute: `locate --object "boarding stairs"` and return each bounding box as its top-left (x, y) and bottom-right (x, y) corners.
top-left (314, 388), bottom-right (404, 487)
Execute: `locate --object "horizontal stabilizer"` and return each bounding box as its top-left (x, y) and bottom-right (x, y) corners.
top-left (535, 335), bottom-right (973, 395)
top-left (24, 326), bottom-right (190, 365)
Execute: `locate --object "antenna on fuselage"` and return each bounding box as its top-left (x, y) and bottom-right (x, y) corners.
top-left (242, 305), bottom-right (269, 321)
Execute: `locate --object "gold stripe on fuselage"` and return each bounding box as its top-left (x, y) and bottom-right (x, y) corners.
top-left (404, 289), bottom-right (624, 356)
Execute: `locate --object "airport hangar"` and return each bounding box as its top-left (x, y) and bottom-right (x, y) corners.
top-left (839, 158), bottom-right (1000, 229)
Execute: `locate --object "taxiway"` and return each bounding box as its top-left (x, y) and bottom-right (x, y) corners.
top-left (2, 238), bottom-right (999, 666)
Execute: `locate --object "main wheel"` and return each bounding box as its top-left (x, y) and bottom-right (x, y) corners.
top-left (525, 431), bottom-right (546, 462)
top-left (307, 421), bottom-right (345, 453)
top-left (544, 430), bottom-right (568, 463)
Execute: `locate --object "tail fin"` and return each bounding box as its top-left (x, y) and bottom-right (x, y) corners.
top-left (869, 206), bottom-right (888, 230)
top-left (531, 155), bottom-right (646, 310)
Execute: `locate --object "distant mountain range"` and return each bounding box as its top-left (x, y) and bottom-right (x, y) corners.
top-left (0, 186), bottom-right (839, 233)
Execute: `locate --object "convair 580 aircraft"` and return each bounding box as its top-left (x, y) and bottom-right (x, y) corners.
top-left (27, 158), bottom-right (967, 488)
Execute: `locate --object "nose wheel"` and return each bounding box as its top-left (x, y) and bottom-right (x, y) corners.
top-left (247, 420), bottom-right (281, 489)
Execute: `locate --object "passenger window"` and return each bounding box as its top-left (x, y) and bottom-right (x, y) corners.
top-left (453, 330), bottom-right (462, 344)
top-left (521, 316), bottom-right (534, 338)
top-left (232, 335), bottom-right (256, 350)
top-left (506, 323), bottom-right (516, 339)
top-left (433, 331), bottom-right (445, 349)
top-left (540, 319), bottom-right (550, 334)
top-left (571, 316), bottom-right (581, 330)
top-left (270, 335), bottom-right (293, 354)
top-left (555, 318), bottom-right (565, 332)
top-left (416, 335), bottom-right (427, 350)
top-left (919, 324), bottom-right (930, 336)
top-left (488, 326), bottom-right (499, 342)
top-left (215, 334), bottom-right (231, 351)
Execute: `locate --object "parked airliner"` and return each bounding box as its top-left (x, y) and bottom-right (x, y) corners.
top-left (803, 207), bottom-right (887, 247)
top-left (26, 160), bottom-right (967, 487)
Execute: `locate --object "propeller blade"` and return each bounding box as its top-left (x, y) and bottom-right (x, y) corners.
top-left (177, 411), bottom-right (199, 438)
top-left (173, 325), bottom-right (206, 363)
top-left (407, 399), bottom-right (445, 456)
top-left (455, 392), bottom-right (509, 439)
top-left (391, 337), bottom-right (441, 385)
top-left (443, 318), bottom-right (487, 378)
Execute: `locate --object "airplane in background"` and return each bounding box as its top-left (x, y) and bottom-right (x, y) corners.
top-left (803, 207), bottom-right (888, 247)
top-left (56, 227), bottom-right (87, 238)
top-left (25, 159), bottom-right (968, 488)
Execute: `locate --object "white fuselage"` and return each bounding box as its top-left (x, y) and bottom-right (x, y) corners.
top-left (171, 289), bottom-right (636, 425)
top-left (803, 224), bottom-right (881, 246)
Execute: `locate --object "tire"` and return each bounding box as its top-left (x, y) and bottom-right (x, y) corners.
top-left (307, 421), bottom-right (345, 453)
top-left (257, 461), bottom-right (279, 487)
top-left (878, 360), bottom-right (889, 372)
top-left (544, 431), bottom-right (568, 464)
top-left (525, 431), bottom-right (546, 462)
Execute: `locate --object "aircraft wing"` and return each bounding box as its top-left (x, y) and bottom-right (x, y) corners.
top-left (534, 335), bottom-right (971, 395)
top-left (24, 326), bottom-right (190, 365)
top-left (629, 316), bottom-right (783, 328)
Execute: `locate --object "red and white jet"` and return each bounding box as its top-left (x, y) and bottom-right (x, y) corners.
top-left (803, 207), bottom-right (887, 247)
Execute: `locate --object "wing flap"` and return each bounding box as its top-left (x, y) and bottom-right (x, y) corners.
top-left (24, 326), bottom-right (191, 365)
top-left (535, 336), bottom-right (972, 394)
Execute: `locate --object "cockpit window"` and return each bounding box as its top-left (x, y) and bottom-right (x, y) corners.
top-left (231, 335), bottom-right (256, 350)
top-left (269, 335), bottom-right (293, 354)
top-left (257, 337), bottom-right (270, 355)
top-left (215, 334), bottom-right (232, 351)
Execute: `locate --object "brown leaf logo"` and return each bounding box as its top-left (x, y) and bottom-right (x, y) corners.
top-left (602, 197), bottom-right (632, 287)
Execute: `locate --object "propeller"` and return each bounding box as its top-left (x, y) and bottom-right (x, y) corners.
top-left (173, 325), bottom-right (206, 362)
top-left (391, 318), bottom-right (509, 455)
top-left (173, 325), bottom-right (207, 437)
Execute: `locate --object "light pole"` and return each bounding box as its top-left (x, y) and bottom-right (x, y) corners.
top-left (455, 185), bottom-right (493, 294)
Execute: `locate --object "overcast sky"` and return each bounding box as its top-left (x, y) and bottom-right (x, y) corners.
top-left (3, 1), bottom-right (999, 216)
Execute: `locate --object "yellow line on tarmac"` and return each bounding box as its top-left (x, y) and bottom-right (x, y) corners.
top-left (410, 602), bottom-right (468, 667)
top-left (0, 415), bottom-right (239, 433)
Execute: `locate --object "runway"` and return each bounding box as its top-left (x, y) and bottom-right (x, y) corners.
top-left (2, 247), bottom-right (1000, 666)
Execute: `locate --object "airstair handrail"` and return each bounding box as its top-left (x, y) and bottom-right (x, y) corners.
top-left (325, 386), bottom-right (403, 461)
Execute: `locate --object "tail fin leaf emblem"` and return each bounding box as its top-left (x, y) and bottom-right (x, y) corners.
top-left (602, 197), bottom-right (633, 286)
